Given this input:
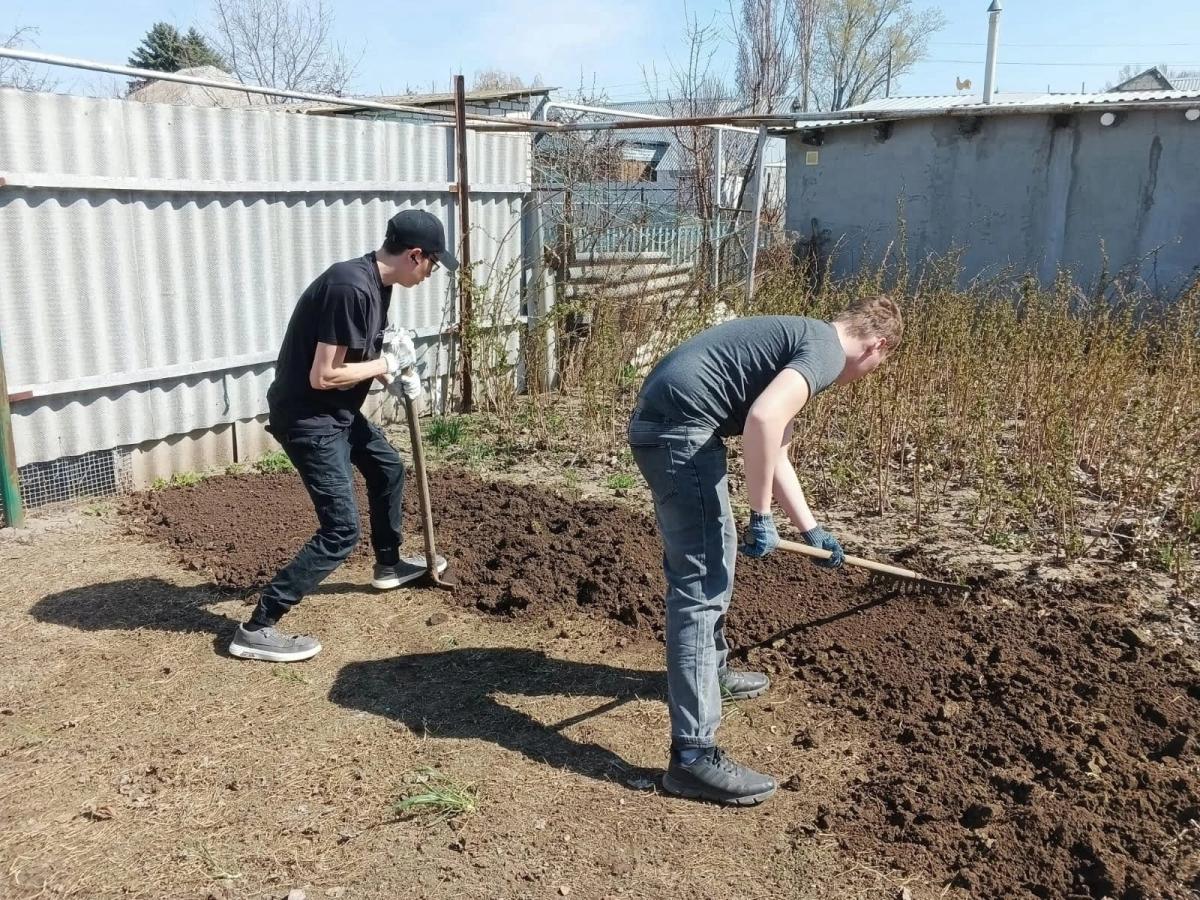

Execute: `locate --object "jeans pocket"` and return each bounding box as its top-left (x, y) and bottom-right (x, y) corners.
top-left (282, 431), bottom-right (344, 487)
top-left (285, 429), bottom-right (338, 450)
top-left (629, 440), bottom-right (678, 504)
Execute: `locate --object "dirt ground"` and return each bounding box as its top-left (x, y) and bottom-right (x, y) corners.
top-left (2, 449), bottom-right (1199, 899)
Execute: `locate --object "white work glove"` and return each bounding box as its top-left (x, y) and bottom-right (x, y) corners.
top-left (390, 368), bottom-right (422, 401)
top-left (386, 360), bottom-right (424, 400)
top-left (380, 327), bottom-right (416, 379)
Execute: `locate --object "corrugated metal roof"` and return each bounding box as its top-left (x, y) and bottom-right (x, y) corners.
top-left (1173, 77), bottom-right (1200, 92)
top-left (295, 86), bottom-right (554, 114)
top-left (844, 89), bottom-right (1200, 112)
top-left (546, 98), bottom-right (787, 171)
top-left (127, 65), bottom-right (271, 108)
top-left (605, 98), bottom-right (755, 117)
top-left (782, 116), bottom-right (877, 129)
top-left (784, 89), bottom-right (1200, 131)
top-left (842, 92), bottom-right (1039, 112)
top-left (0, 88), bottom-right (530, 466)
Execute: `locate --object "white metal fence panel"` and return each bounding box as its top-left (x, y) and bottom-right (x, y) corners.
top-left (0, 88), bottom-right (530, 468)
top-left (582, 223), bottom-right (709, 264)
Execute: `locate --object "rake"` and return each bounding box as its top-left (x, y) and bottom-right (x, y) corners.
top-left (776, 539), bottom-right (966, 594)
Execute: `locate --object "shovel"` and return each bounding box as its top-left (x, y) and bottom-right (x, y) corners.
top-left (776, 538), bottom-right (965, 594)
top-left (400, 370), bottom-right (455, 592)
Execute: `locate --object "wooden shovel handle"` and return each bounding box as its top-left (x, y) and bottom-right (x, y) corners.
top-left (401, 369), bottom-right (439, 573)
top-left (776, 538), bottom-right (923, 582)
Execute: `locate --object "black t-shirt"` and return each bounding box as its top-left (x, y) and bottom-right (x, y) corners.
top-left (267, 253), bottom-right (391, 436)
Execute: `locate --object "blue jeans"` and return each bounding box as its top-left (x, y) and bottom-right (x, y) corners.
top-left (252, 412), bottom-right (405, 626)
top-left (628, 410), bottom-right (736, 750)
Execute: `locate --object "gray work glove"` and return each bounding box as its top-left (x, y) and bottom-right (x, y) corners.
top-left (739, 511), bottom-right (780, 558)
top-left (801, 526), bottom-right (845, 568)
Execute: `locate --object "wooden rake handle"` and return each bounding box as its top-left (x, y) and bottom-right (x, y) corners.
top-left (776, 538), bottom-right (924, 582)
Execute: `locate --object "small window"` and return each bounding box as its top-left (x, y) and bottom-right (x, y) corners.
top-left (805, 150), bottom-right (819, 166)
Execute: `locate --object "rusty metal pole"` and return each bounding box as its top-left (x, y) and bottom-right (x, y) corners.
top-left (744, 125), bottom-right (769, 304)
top-left (712, 127), bottom-right (723, 291)
top-left (454, 75), bottom-right (475, 412)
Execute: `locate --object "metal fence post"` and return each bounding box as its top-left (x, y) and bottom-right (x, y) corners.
top-left (0, 333), bottom-right (25, 528)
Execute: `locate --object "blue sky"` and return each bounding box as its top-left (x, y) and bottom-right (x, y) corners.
top-left (5, 0), bottom-right (1200, 100)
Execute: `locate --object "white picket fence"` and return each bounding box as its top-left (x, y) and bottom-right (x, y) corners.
top-left (578, 223), bottom-right (709, 265)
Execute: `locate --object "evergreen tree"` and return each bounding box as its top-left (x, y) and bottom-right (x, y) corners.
top-left (129, 22), bottom-right (225, 73)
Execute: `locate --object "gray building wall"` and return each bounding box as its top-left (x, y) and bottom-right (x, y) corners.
top-left (786, 108), bottom-right (1200, 295)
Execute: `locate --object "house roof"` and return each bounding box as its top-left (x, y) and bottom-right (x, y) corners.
top-left (780, 89), bottom-right (1200, 132)
top-left (1111, 66), bottom-right (1200, 93)
top-left (543, 97), bottom-right (788, 171)
top-left (126, 65), bottom-right (271, 107)
top-left (1112, 66), bottom-right (1175, 91)
top-left (295, 86), bottom-right (554, 115)
top-left (846, 89), bottom-right (1200, 112)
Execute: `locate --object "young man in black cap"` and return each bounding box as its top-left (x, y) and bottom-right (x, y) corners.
top-left (230, 209), bottom-right (459, 663)
top-left (628, 296), bottom-right (903, 804)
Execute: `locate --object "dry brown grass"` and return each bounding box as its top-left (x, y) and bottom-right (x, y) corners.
top-left (457, 248), bottom-right (1200, 586)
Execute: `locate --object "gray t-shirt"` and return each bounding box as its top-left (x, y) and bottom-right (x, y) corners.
top-left (636, 316), bottom-right (845, 436)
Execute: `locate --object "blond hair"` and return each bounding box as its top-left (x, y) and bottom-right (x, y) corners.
top-left (834, 294), bottom-right (904, 349)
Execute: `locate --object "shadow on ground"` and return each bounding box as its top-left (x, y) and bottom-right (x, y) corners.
top-left (330, 647), bottom-right (666, 787)
top-left (32, 579), bottom-right (666, 786)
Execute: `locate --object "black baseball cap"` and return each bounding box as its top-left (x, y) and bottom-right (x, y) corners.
top-left (385, 209), bottom-right (459, 272)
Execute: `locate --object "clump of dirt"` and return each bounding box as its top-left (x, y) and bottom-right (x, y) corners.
top-left (123, 471), bottom-right (372, 586)
top-left (421, 474), bottom-right (669, 632)
top-left (123, 468), bottom-right (847, 636)
top-left (124, 467), bottom-right (1200, 897)
top-left (732, 573), bottom-right (1200, 899)
top-left (122, 469), bottom-right (674, 627)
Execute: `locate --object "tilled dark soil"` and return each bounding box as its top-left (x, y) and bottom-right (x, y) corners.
top-left (126, 468), bottom-right (1200, 898)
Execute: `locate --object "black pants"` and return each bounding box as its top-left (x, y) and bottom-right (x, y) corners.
top-left (252, 413), bottom-right (404, 626)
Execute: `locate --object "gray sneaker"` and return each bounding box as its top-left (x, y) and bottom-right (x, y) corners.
top-left (228, 625), bottom-right (321, 662)
top-left (662, 747), bottom-right (777, 806)
top-left (371, 554), bottom-right (448, 590)
top-left (719, 670), bottom-right (771, 701)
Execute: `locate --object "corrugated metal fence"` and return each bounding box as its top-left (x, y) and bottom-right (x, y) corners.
top-left (0, 88), bottom-right (530, 513)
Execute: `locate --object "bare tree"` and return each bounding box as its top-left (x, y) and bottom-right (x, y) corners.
top-left (810, 0), bottom-right (945, 111)
top-left (643, 13), bottom-right (730, 218)
top-left (725, 0), bottom-right (797, 219)
top-left (208, 0), bottom-right (360, 99)
top-left (1, 26), bottom-right (56, 92)
top-left (471, 69), bottom-right (544, 92)
top-left (534, 73), bottom-right (629, 227)
top-left (788, 0), bottom-right (821, 112)
top-left (731, 0), bottom-right (796, 114)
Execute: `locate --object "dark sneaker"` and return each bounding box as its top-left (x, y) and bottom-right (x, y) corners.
top-left (662, 747), bottom-right (777, 806)
top-left (371, 554), bottom-right (449, 590)
top-left (719, 670), bottom-right (771, 701)
top-left (228, 625), bottom-right (321, 662)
